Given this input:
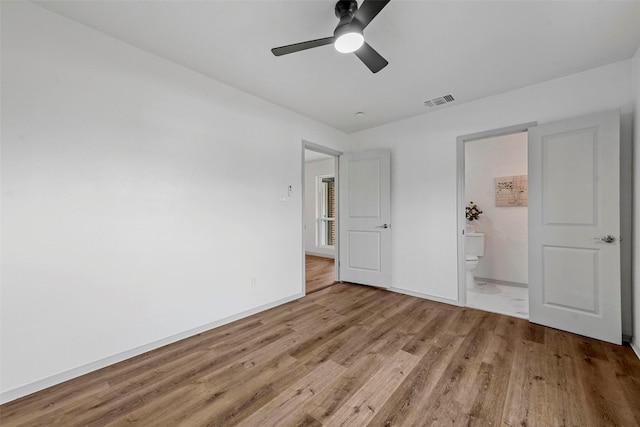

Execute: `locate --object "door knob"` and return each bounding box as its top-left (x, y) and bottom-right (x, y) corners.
top-left (600, 235), bottom-right (616, 243)
top-left (376, 224), bottom-right (390, 229)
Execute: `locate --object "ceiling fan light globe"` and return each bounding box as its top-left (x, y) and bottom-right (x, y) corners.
top-left (334, 32), bottom-right (364, 53)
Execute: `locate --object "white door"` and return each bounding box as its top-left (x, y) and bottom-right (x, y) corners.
top-left (528, 110), bottom-right (621, 344)
top-left (339, 150), bottom-right (391, 288)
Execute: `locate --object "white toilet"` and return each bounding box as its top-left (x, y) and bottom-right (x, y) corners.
top-left (465, 232), bottom-right (485, 289)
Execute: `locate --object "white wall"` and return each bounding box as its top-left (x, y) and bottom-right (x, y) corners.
top-left (0, 2), bottom-right (347, 401)
top-left (465, 132), bottom-right (528, 285)
top-left (632, 46), bottom-right (640, 354)
top-left (348, 59), bottom-right (635, 334)
top-left (304, 158), bottom-right (335, 258)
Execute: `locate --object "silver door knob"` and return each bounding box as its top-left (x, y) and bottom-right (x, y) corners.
top-left (376, 224), bottom-right (390, 229)
top-left (600, 235), bottom-right (616, 243)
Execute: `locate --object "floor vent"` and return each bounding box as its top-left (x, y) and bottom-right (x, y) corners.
top-left (424, 94), bottom-right (455, 108)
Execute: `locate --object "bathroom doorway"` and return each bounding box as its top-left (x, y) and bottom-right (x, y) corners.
top-left (457, 124), bottom-right (533, 319)
top-left (303, 143), bottom-right (341, 294)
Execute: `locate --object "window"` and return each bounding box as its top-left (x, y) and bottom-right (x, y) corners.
top-left (318, 176), bottom-right (335, 247)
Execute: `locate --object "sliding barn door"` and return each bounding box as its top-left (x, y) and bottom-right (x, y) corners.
top-left (339, 150), bottom-right (391, 288)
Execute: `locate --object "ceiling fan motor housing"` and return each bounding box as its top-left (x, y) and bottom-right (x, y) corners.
top-left (334, 0), bottom-right (363, 39)
top-left (334, 0), bottom-right (358, 19)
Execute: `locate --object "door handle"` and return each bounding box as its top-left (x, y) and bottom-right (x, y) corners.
top-left (600, 235), bottom-right (616, 243)
top-left (376, 224), bottom-right (390, 229)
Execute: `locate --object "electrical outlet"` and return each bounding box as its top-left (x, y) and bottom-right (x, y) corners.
top-left (250, 276), bottom-right (258, 288)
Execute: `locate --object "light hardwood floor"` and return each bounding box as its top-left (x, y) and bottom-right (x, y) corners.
top-left (305, 255), bottom-right (335, 294)
top-left (2, 283), bottom-right (640, 426)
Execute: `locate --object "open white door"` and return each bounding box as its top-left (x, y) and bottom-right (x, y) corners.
top-left (529, 110), bottom-right (621, 344)
top-left (339, 150), bottom-right (391, 288)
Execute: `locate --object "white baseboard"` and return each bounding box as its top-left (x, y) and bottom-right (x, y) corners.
top-left (0, 292), bottom-right (304, 405)
top-left (305, 251), bottom-right (335, 259)
top-left (389, 287), bottom-right (462, 307)
top-left (475, 277), bottom-right (528, 288)
top-left (630, 338), bottom-right (640, 360)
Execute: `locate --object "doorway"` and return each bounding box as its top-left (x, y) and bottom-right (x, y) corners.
top-left (457, 123), bottom-right (535, 318)
top-left (303, 142), bottom-right (341, 294)
top-left (464, 131), bottom-right (529, 318)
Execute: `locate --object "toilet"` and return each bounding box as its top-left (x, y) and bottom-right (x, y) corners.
top-left (465, 232), bottom-right (485, 289)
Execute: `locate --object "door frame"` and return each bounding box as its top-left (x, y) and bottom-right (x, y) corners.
top-left (302, 141), bottom-right (343, 294)
top-left (455, 122), bottom-right (537, 305)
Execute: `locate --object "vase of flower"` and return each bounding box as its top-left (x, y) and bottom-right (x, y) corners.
top-left (465, 201), bottom-right (482, 232)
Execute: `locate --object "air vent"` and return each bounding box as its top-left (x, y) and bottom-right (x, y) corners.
top-left (424, 94), bottom-right (455, 108)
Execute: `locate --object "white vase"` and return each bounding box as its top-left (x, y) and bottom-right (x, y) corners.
top-left (467, 222), bottom-right (476, 233)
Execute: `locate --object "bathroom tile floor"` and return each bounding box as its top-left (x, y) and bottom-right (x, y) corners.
top-left (466, 281), bottom-right (529, 319)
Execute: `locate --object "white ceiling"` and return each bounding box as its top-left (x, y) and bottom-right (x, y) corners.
top-left (34, 1), bottom-right (640, 133)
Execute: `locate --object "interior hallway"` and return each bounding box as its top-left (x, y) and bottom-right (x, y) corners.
top-left (305, 255), bottom-right (335, 294)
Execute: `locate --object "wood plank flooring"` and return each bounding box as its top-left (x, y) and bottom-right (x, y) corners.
top-left (305, 255), bottom-right (335, 294)
top-left (2, 283), bottom-right (640, 426)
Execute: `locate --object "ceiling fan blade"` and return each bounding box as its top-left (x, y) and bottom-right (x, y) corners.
top-left (354, 42), bottom-right (388, 73)
top-left (354, 0), bottom-right (390, 29)
top-left (271, 37), bottom-right (335, 56)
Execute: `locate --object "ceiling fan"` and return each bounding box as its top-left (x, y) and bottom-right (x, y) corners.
top-left (271, 0), bottom-right (390, 73)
